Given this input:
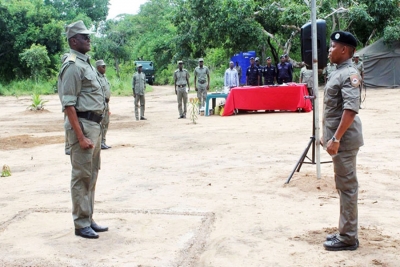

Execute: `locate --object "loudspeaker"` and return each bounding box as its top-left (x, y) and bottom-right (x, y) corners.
top-left (301, 19), bottom-right (327, 70)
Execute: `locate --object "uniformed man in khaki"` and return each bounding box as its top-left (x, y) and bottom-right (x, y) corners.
top-left (58, 20), bottom-right (108, 239)
top-left (353, 53), bottom-right (364, 81)
top-left (323, 61), bottom-right (337, 84)
top-left (96, 60), bottom-right (112, 149)
top-left (60, 53), bottom-right (71, 156)
top-left (299, 65), bottom-right (314, 95)
top-left (194, 58), bottom-right (210, 110)
top-left (174, 60), bottom-right (190, 119)
top-left (322, 31), bottom-right (363, 251)
top-left (132, 64), bottom-right (147, 121)
top-left (353, 53), bottom-right (364, 108)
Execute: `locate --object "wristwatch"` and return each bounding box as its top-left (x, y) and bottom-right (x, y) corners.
top-left (331, 136), bottom-right (340, 143)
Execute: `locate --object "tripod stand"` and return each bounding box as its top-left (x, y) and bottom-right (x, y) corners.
top-left (285, 96), bottom-right (331, 184)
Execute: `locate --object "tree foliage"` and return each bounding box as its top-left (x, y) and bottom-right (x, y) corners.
top-left (19, 44), bottom-right (51, 82)
top-left (0, 0), bottom-right (399, 85)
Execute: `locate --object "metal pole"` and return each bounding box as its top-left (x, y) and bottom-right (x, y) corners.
top-left (311, 0), bottom-right (321, 179)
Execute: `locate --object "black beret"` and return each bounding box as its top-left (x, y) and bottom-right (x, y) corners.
top-left (280, 55), bottom-right (285, 59)
top-left (266, 56), bottom-right (271, 60)
top-left (250, 57), bottom-right (255, 60)
top-left (330, 31), bottom-right (357, 48)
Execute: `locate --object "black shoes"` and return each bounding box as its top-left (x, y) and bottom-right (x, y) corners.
top-left (101, 143), bottom-right (111, 149)
top-left (91, 221), bottom-right (108, 232)
top-left (75, 226), bottom-right (99, 239)
top-left (101, 143), bottom-right (109, 149)
top-left (323, 235), bottom-right (359, 251)
top-left (140, 116), bottom-right (147, 120)
top-left (178, 115), bottom-right (186, 119)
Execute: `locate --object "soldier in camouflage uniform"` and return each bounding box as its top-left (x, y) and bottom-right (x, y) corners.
top-left (194, 58), bottom-right (210, 110)
top-left (322, 31), bottom-right (363, 251)
top-left (58, 20), bottom-right (108, 239)
top-left (96, 60), bottom-right (111, 149)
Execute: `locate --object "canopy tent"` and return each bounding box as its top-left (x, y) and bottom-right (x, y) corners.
top-left (357, 38), bottom-right (400, 88)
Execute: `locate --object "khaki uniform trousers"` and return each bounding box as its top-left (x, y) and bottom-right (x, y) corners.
top-left (134, 94), bottom-right (145, 119)
top-left (177, 87), bottom-right (188, 116)
top-left (101, 102), bottom-right (110, 144)
top-left (66, 118), bottom-right (101, 229)
top-left (197, 86), bottom-right (207, 108)
top-left (332, 148), bottom-right (359, 245)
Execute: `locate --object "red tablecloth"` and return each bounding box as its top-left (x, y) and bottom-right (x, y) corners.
top-left (222, 84), bottom-right (312, 116)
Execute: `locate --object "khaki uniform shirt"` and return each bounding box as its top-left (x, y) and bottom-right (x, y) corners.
top-left (174, 69), bottom-right (190, 86)
top-left (58, 49), bottom-right (105, 114)
top-left (354, 61), bottom-right (364, 75)
top-left (323, 59), bottom-right (363, 151)
top-left (97, 71), bottom-right (111, 100)
top-left (323, 63), bottom-right (337, 78)
top-left (132, 72), bottom-right (146, 95)
top-left (300, 67), bottom-right (313, 88)
top-left (194, 66), bottom-right (209, 89)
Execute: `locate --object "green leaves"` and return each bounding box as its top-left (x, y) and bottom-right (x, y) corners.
top-left (19, 44), bottom-right (51, 83)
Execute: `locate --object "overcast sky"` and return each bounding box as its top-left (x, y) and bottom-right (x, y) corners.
top-left (107, 0), bottom-right (149, 20)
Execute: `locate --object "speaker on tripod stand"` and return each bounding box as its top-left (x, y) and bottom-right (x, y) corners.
top-left (301, 19), bottom-right (327, 70)
top-left (286, 19), bottom-right (331, 184)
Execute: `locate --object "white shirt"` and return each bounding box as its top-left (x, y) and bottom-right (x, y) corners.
top-left (224, 68), bottom-right (239, 88)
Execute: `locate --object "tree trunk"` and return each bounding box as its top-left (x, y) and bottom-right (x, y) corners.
top-left (114, 57), bottom-right (120, 79)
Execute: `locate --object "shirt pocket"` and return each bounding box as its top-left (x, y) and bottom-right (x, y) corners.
top-left (325, 86), bottom-right (339, 107)
top-left (82, 72), bottom-right (99, 92)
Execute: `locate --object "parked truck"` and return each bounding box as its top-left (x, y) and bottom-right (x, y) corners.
top-left (134, 61), bottom-right (155, 85)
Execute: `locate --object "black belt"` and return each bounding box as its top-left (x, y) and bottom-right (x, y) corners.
top-left (105, 98), bottom-right (110, 103)
top-left (77, 111), bottom-right (103, 123)
top-left (177, 84), bottom-right (186, 88)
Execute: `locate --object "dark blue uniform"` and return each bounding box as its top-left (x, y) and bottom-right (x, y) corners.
top-left (246, 65), bottom-right (259, 86)
top-left (277, 62), bottom-right (292, 84)
top-left (256, 64), bottom-right (264, 85)
top-left (263, 64), bottom-right (276, 85)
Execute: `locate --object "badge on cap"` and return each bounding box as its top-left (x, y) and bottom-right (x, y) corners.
top-left (335, 33), bottom-right (340, 40)
top-left (350, 74), bottom-right (360, 87)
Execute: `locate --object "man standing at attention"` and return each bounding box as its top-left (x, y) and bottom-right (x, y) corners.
top-left (323, 61), bottom-right (337, 84)
top-left (224, 61), bottom-right (239, 89)
top-left (299, 65), bottom-right (314, 95)
top-left (322, 31), bottom-right (363, 251)
top-left (174, 60), bottom-right (190, 119)
top-left (194, 58), bottom-right (210, 110)
top-left (235, 61), bottom-right (242, 85)
top-left (263, 56), bottom-right (276, 85)
top-left (246, 57), bottom-right (259, 86)
top-left (96, 60), bottom-right (111, 149)
top-left (353, 53), bottom-right (364, 108)
top-left (255, 57), bottom-right (264, 85)
top-left (132, 64), bottom-right (147, 121)
top-left (58, 20), bottom-right (108, 239)
top-left (276, 55), bottom-right (292, 84)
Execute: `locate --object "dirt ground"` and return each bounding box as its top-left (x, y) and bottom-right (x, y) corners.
top-left (0, 86), bottom-right (399, 267)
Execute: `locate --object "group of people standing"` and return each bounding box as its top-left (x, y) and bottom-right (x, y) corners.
top-left (58, 20), bottom-right (364, 254)
top-left (245, 54), bottom-right (301, 86)
top-left (173, 58), bottom-right (210, 119)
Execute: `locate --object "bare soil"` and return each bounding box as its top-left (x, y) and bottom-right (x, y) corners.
top-left (0, 86), bottom-right (399, 267)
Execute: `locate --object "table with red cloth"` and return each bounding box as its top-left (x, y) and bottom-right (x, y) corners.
top-left (222, 83), bottom-right (312, 116)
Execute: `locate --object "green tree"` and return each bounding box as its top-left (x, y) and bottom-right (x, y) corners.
top-left (44, 0), bottom-right (109, 24)
top-left (0, 0), bottom-right (64, 81)
top-left (19, 44), bottom-right (51, 82)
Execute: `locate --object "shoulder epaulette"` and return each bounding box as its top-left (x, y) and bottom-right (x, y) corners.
top-left (67, 53), bottom-right (77, 63)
